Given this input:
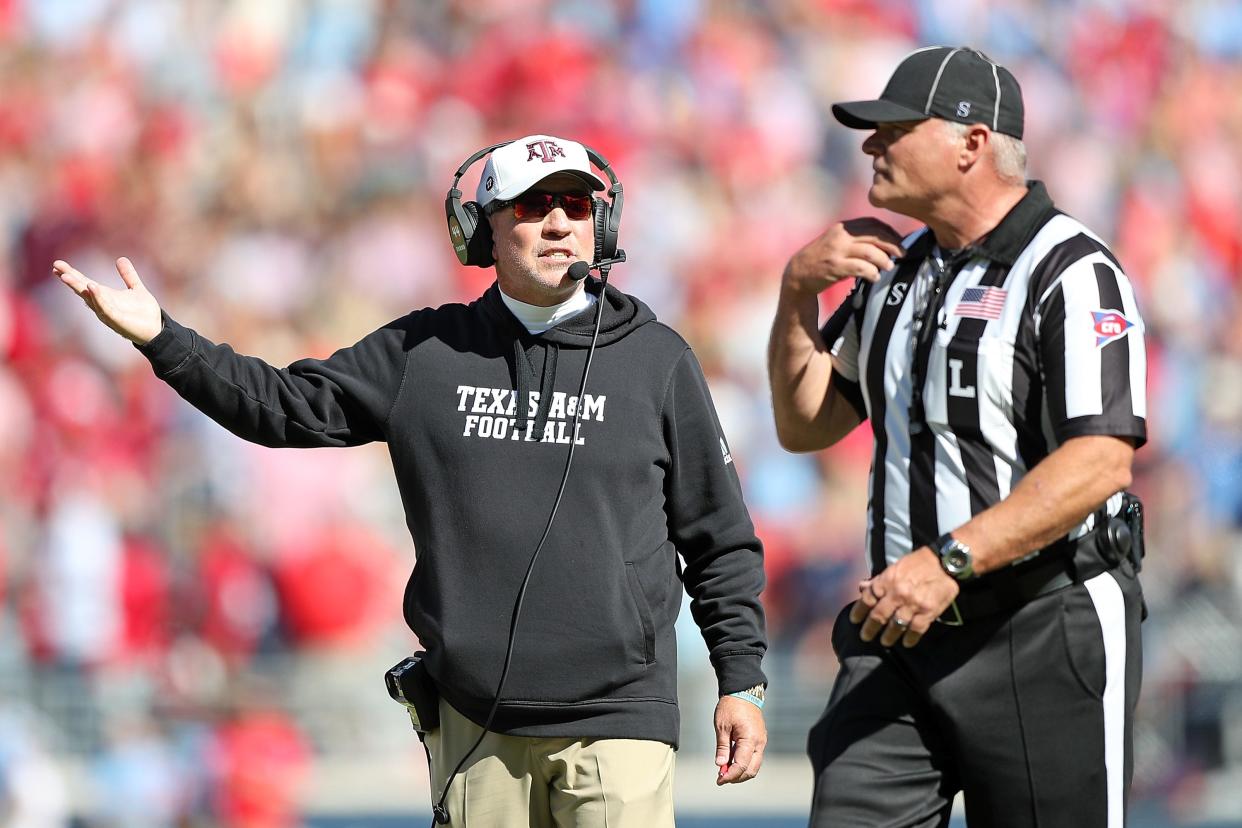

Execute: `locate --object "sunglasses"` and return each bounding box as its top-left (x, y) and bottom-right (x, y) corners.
top-left (486, 191), bottom-right (593, 221)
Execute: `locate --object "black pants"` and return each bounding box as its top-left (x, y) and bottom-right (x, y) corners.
top-left (807, 566), bottom-right (1143, 828)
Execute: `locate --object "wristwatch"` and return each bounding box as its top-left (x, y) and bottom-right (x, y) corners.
top-left (740, 683), bottom-right (765, 703)
top-left (727, 684), bottom-right (766, 710)
top-left (934, 533), bottom-right (976, 580)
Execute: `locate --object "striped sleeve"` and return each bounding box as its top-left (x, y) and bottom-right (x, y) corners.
top-left (820, 282), bottom-right (867, 418)
top-left (1037, 255), bottom-right (1147, 446)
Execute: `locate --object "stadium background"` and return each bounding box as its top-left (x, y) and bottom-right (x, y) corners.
top-left (2, 0), bottom-right (1241, 825)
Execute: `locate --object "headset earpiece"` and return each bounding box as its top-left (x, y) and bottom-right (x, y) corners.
top-left (445, 142), bottom-right (508, 269)
top-left (592, 197), bottom-right (612, 265)
top-left (588, 152), bottom-right (624, 271)
top-left (461, 201), bottom-right (493, 267)
top-left (445, 188), bottom-right (495, 268)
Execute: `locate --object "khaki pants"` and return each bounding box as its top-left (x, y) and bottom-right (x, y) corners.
top-left (426, 699), bottom-right (676, 828)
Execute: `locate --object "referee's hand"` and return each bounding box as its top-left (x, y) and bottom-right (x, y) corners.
top-left (53, 257), bottom-right (164, 345)
top-left (849, 547), bottom-right (960, 648)
top-left (782, 217), bottom-right (905, 295)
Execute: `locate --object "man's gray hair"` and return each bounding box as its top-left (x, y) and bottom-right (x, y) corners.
top-left (946, 121), bottom-right (1026, 184)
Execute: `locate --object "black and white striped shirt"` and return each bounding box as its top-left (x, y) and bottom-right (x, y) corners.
top-left (822, 182), bottom-right (1147, 574)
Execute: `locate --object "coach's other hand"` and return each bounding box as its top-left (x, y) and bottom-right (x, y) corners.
top-left (850, 547), bottom-right (961, 648)
top-left (53, 257), bottom-right (163, 346)
top-left (714, 695), bottom-right (766, 785)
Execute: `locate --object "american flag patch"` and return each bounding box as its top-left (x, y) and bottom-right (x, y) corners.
top-left (953, 286), bottom-right (1007, 320)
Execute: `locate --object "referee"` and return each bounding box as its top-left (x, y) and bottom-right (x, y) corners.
top-left (768, 47), bottom-right (1147, 827)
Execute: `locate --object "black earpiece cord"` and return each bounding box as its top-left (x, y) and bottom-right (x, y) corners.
top-left (430, 273), bottom-right (611, 826)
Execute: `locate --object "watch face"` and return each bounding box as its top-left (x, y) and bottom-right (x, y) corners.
top-left (946, 549), bottom-right (969, 572)
top-left (937, 537), bottom-right (973, 579)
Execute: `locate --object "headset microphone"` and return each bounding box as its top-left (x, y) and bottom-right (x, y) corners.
top-left (568, 250), bottom-right (628, 282)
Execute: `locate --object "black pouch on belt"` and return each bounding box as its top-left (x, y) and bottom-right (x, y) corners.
top-left (1120, 492), bottom-right (1145, 573)
top-left (1096, 492), bottom-right (1145, 574)
top-left (385, 653), bottom-right (441, 735)
top-left (1093, 492), bottom-right (1147, 620)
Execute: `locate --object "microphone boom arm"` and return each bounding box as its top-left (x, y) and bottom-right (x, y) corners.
top-left (568, 250), bottom-right (627, 283)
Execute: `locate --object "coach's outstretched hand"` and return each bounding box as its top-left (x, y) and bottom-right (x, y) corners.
top-left (53, 257), bottom-right (164, 346)
top-left (713, 695), bottom-right (767, 785)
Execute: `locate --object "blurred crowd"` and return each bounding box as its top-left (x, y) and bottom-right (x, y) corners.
top-left (3, 0), bottom-right (1242, 824)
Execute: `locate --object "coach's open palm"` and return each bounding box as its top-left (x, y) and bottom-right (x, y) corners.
top-left (53, 257), bottom-right (164, 346)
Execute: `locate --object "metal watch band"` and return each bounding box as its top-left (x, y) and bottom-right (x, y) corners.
top-left (727, 684), bottom-right (766, 710)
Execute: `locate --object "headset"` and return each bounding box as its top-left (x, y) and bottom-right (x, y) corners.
top-left (444, 139), bottom-right (626, 272)
top-left (418, 139), bottom-right (626, 826)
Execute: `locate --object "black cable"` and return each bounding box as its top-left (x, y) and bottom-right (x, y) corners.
top-left (430, 273), bottom-right (612, 826)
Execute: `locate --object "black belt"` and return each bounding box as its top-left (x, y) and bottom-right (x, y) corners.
top-left (934, 496), bottom-right (1144, 625)
top-left (937, 544), bottom-right (1089, 625)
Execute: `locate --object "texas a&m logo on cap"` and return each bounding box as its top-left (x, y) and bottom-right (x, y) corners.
top-left (527, 139), bottom-right (567, 163)
top-left (1091, 310), bottom-right (1135, 347)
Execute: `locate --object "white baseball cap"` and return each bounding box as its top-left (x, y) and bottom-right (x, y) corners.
top-left (476, 134), bottom-right (608, 208)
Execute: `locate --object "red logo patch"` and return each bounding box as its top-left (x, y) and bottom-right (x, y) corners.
top-left (1091, 310), bottom-right (1134, 347)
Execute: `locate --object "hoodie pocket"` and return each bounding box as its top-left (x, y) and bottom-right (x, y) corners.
top-left (625, 562), bottom-right (657, 665)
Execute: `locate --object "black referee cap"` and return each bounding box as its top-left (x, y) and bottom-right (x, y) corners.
top-left (832, 46), bottom-right (1024, 139)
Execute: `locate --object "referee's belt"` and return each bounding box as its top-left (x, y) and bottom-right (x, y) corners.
top-left (937, 538), bottom-right (1115, 625)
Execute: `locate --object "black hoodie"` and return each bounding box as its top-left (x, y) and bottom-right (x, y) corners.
top-left (137, 280), bottom-right (767, 747)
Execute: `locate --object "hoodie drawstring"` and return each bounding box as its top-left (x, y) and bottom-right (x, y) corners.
top-left (533, 343), bottom-right (558, 436)
top-left (511, 338), bottom-right (559, 439)
top-left (513, 338), bottom-right (531, 435)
